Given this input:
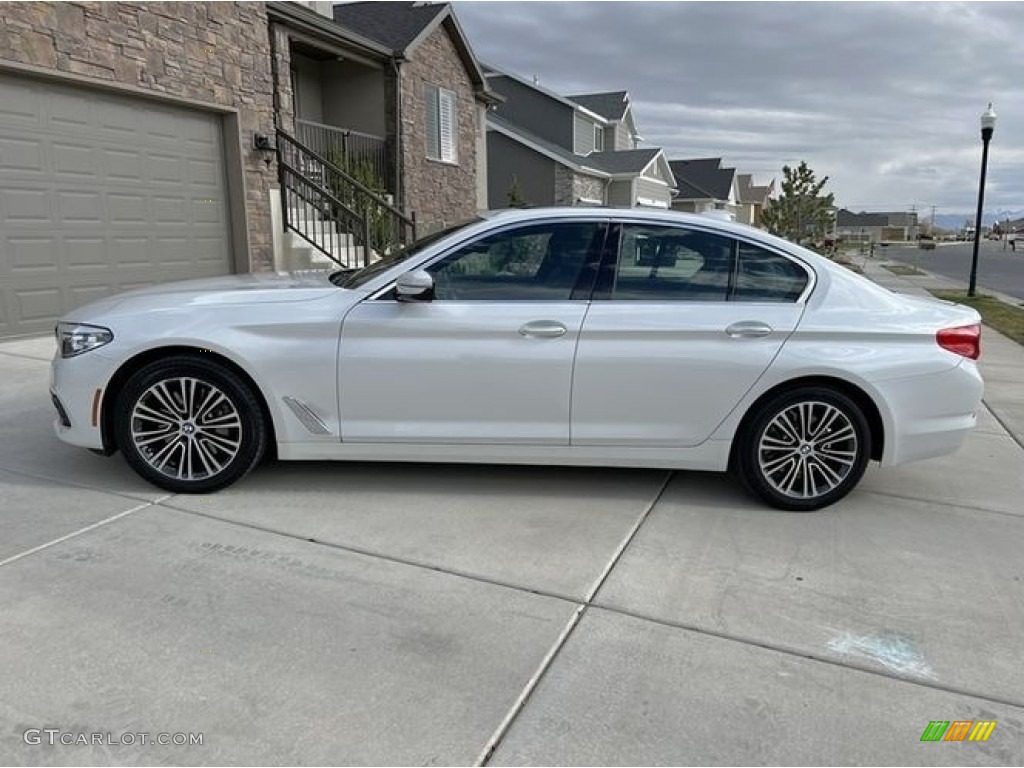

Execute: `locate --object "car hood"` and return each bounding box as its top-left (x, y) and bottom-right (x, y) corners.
top-left (64, 271), bottom-right (349, 321)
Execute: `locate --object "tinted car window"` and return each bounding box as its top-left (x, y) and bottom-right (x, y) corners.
top-left (612, 225), bottom-right (733, 301)
top-left (734, 242), bottom-right (808, 302)
top-left (427, 222), bottom-right (601, 301)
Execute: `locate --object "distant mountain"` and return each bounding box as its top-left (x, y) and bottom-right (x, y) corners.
top-left (925, 211), bottom-right (1024, 231)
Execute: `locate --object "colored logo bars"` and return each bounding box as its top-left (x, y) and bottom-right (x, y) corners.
top-left (920, 721), bottom-right (997, 742)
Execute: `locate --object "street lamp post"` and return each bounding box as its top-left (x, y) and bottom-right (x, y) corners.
top-left (968, 104), bottom-right (997, 297)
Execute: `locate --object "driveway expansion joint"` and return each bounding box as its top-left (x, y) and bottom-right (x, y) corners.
top-left (155, 484), bottom-right (1024, 727)
top-left (590, 603), bottom-right (1024, 713)
top-left (0, 495), bottom-right (171, 569)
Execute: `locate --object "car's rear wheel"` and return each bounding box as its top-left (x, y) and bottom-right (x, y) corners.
top-left (735, 387), bottom-right (870, 511)
top-left (114, 356), bottom-right (267, 494)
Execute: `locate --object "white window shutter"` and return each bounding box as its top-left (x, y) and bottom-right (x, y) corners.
top-left (425, 85), bottom-right (440, 160)
top-left (439, 88), bottom-right (457, 163)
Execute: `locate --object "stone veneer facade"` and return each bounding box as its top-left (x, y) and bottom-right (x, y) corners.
top-left (0, 1), bottom-right (278, 270)
top-left (399, 23), bottom-right (478, 232)
top-left (554, 165), bottom-right (608, 206)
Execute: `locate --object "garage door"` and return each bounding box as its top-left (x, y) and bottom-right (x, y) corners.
top-left (0, 74), bottom-right (233, 338)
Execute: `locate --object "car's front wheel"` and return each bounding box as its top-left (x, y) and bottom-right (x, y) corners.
top-left (114, 356), bottom-right (267, 494)
top-left (735, 387), bottom-right (871, 511)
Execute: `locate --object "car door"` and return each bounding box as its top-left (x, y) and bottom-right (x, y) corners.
top-left (339, 219), bottom-right (607, 444)
top-left (571, 222), bottom-right (811, 447)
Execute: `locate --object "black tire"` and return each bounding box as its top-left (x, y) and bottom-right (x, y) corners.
top-left (114, 355), bottom-right (267, 494)
top-left (733, 386), bottom-right (871, 511)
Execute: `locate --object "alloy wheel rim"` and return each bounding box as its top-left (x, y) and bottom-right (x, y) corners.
top-left (130, 377), bottom-right (242, 481)
top-left (758, 401), bottom-right (858, 500)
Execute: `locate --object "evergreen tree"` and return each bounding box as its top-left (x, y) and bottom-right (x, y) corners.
top-left (761, 161), bottom-right (835, 245)
top-left (506, 175), bottom-right (528, 208)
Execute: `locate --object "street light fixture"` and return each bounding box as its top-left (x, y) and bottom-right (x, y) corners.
top-left (968, 103), bottom-right (996, 297)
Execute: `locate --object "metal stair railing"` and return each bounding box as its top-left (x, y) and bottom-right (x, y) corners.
top-left (276, 130), bottom-right (417, 268)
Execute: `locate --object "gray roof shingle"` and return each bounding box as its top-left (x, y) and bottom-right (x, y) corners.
top-left (332, 1), bottom-right (448, 53)
top-left (587, 148), bottom-right (659, 175)
top-left (568, 91), bottom-right (629, 120)
top-left (669, 158), bottom-right (735, 201)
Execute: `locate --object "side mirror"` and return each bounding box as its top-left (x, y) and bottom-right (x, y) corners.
top-left (395, 269), bottom-right (434, 302)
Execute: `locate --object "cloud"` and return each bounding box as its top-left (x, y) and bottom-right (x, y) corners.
top-left (455, 1), bottom-right (1024, 215)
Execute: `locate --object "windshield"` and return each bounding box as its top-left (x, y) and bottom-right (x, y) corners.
top-left (334, 218), bottom-right (482, 289)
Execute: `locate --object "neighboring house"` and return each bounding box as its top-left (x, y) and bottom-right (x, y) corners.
top-left (736, 174), bottom-right (775, 228)
top-left (567, 90), bottom-right (642, 151)
top-left (483, 64), bottom-right (675, 210)
top-left (0, 0), bottom-right (494, 338)
top-left (835, 209), bottom-right (919, 242)
top-left (668, 158), bottom-right (740, 218)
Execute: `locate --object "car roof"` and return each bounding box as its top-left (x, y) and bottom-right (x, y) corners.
top-left (481, 206), bottom-right (804, 254)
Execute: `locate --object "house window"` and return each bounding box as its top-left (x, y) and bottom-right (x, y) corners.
top-left (594, 125), bottom-right (604, 152)
top-left (425, 85), bottom-right (457, 164)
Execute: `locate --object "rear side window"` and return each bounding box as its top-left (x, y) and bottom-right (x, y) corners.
top-left (606, 224), bottom-right (808, 303)
top-left (612, 225), bottom-right (733, 301)
top-left (734, 242), bottom-right (808, 302)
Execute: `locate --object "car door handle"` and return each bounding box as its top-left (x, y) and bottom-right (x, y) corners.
top-left (725, 321), bottom-right (773, 339)
top-left (519, 321), bottom-right (567, 338)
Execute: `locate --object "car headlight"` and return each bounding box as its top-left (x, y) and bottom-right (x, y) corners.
top-left (55, 322), bottom-right (113, 358)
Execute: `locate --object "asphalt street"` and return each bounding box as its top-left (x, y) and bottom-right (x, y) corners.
top-left (884, 240), bottom-right (1024, 300)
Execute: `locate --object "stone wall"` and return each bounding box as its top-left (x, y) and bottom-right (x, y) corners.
top-left (573, 173), bottom-right (606, 205)
top-left (554, 166), bottom-right (607, 206)
top-left (0, 1), bottom-right (278, 270)
top-left (399, 23), bottom-right (477, 232)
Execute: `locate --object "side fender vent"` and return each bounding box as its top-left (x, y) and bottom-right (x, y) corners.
top-left (282, 396), bottom-right (332, 436)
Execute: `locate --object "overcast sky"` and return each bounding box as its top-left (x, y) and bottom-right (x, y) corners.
top-left (454, 1), bottom-right (1024, 220)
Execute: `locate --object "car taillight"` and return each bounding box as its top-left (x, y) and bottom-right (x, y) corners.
top-left (937, 323), bottom-right (981, 360)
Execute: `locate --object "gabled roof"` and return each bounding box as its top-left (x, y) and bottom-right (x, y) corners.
top-left (482, 62), bottom-right (609, 124)
top-left (332, 2), bottom-right (498, 104)
top-left (669, 158), bottom-right (736, 201)
top-left (332, 1), bottom-right (447, 52)
top-left (737, 173), bottom-right (773, 205)
top-left (587, 148), bottom-right (659, 175)
top-left (488, 114), bottom-right (608, 178)
top-left (836, 209), bottom-right (889, 227)
top-left (567, 91), bottom-right (629, 121)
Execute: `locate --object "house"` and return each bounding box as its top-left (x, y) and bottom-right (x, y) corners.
top-left (736, 174), bottom-right (775, 228)
top-left (483, 64), bottom-right (675, 210)
top-left (0, 0), bottom-right (493, 338)
top-left (668, 158), bottom-right (740, 219)
top-left (835, 209), bottom-right (919, 242)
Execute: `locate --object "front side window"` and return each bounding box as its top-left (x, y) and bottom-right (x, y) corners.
top-left (594, 125), bottom-right (605, 152)
top-left (427, 222), bottom-right (602, 301)
top-left (425, 85), bottom-right (457, 163)
top-left (611, 225), bottom-right (733, 301)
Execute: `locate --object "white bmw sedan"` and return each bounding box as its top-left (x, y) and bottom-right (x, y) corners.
top-left (50, 208), bottom-right (983, 510)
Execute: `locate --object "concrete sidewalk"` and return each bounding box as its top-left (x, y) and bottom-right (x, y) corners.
top-left (862, 256), bottom-right (1024, 448)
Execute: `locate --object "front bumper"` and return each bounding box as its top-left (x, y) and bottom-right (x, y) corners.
top-left (50, 350), bottom-right (118, 450)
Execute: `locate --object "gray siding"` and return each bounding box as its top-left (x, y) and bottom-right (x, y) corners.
top-left (292, 53), bottom-right (324, 124)
top-left (322, 60), bottom-right (386, 136)
top-left (574, 113), bottom-right (595, 154)
top-left (487, 132), bottom-right (556, 209)
top-left (635, 177), bottom-right (672, 208)
top-left (488, 75), bottom-right (574, 151)
top-left (613, 124), bottom-right (631, 151)
top-left (607, 179), bottom-right (633, 208)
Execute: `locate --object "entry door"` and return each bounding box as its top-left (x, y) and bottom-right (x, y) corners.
top-left (339, 220), bottom-right (605, 444)
top-left (571, 223), bottom-right (810, 447)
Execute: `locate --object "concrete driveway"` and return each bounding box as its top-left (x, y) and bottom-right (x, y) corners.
top-left (1, 334), bottom-right (1023, 766)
